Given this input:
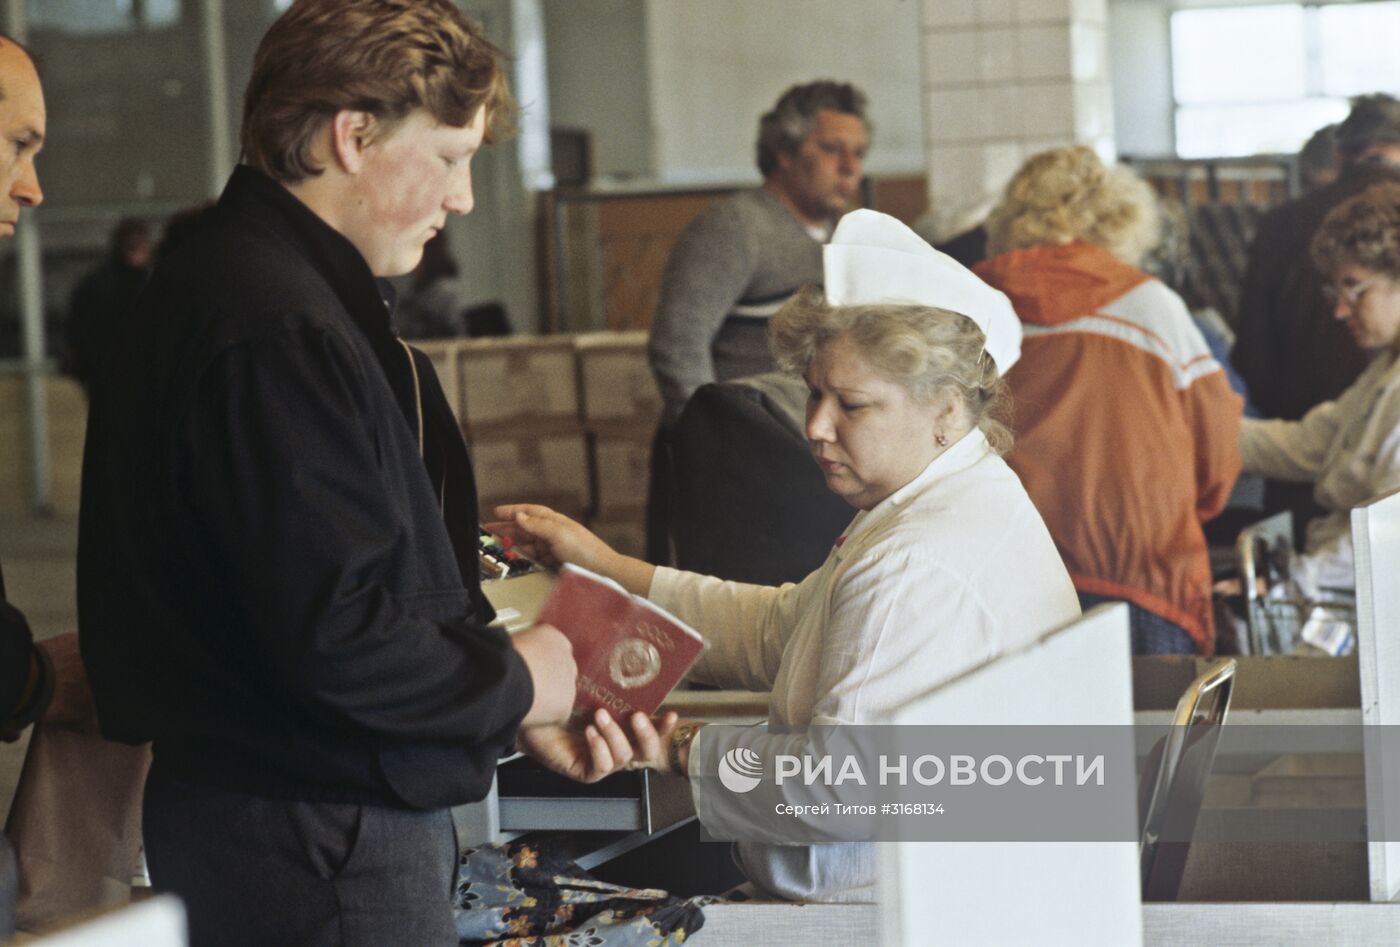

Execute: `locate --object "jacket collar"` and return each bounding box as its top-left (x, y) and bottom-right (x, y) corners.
top-left (218, 165), bottom-right (401, 351)
top-left (217, 165), bottom-right (418, 434)
top-left (833, 428), bottom-right (992, 560)
top-left (974, 241), bottom-right (1151, 327)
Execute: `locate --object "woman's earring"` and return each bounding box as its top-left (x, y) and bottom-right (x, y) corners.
top-left (935, 433), bottom-right (949, 448)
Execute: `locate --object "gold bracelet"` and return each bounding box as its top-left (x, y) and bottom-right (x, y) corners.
top-left (668, 722), bottom-right (702, 776)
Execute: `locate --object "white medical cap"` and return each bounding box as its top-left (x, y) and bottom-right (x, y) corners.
top-left (823, 209), bottom-right (1021, 374)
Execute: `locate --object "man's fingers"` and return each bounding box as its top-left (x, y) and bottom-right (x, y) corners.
top-left (582, 724), bottom-right (614, 781)
top-left (594, 709), bottom-right (634, 773)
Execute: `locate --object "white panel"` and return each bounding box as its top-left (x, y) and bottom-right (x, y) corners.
top-left (1352, 488), bottom-right (1400, 902)
top-left (879, 605), bottom-right (1142, 947)
top-left (32, 896), bottom-right (187, 947)
top-left (1073, 80), bottom-right (1114, 142)
top-left (1070, 21), bottom-right (1107, 82)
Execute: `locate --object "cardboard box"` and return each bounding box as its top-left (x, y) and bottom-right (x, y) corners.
top-left (459, 336), bottom-right (579, 435)
top-left (590, 432), bottom-right (652, 516)
top-left (575, 331), bottom-right (661, 431)
top-left (471, 430), bottom-right (590, 517)
top-left (412, 339), bottom-right (463, 422)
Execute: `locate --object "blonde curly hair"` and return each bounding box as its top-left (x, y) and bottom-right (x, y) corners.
top-left (985, 145), bottom-right (1160, 266)
top-left (1310, 181), bottom-right (1400, 280)
top-left (769, 287), bottom-right (1013, 455)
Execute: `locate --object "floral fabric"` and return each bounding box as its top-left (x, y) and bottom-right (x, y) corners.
top-left (455, 841), bottom-right (704, 946)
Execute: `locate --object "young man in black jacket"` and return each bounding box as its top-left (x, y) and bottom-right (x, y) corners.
top-left (78, 3), bottom-right (637, 943)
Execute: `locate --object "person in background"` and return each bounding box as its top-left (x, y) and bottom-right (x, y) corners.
top-left (975, 146), bottom-right (1242, 656)
top-left (1240, 181), bottom-right (1400, 599)
top-left (397, 228), bottom-right (469, 339)
top-left (644, 80), bottom-right (870, 561)
top-left (76, 3), bottom-right (626, 943)
top-left (1233, 94), bottom-right (1400, 425)
top-left (495, 210), bottom-right (1080, 903)
top-left (62, 218), bottom-right (150, 397)
top-left (1300, 122), bottom-right (1342, 193)
top-left (0, 30), bottom-right (91, 943)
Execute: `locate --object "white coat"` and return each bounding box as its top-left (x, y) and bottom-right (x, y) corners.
top-left (647, 428), bottom-right (1081, 901)
top-left (1241, 351), bottom-right (1400, 597)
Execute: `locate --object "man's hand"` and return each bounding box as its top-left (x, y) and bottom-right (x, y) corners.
top-left (517, 709), bottom-right (679, 784)
top-left (38, 632), bottom-right (93, 726)
top-left (511, 623), bottom-right (576, 727)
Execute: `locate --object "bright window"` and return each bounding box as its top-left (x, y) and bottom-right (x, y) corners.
top-left (1171, 1), bottom-right (1400, 158)
top-left (31, 0), bottom-right (180, 33)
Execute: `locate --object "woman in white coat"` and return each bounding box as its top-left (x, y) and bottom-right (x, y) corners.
top-left (1240, 181), bottom-right (1400, 599)
top-left (498, 210), bottom-right (1080, 902)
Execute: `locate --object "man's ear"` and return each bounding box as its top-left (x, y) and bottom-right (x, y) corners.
top-left (328, 110), bottom-right (379, 174)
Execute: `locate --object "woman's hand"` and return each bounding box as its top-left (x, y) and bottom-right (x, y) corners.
top-left (516, 709), bottom-right (680, 783)
top-left (487, 504), bottom-right (616, 574)
top-left (488, 503), bottom-right (658, 596)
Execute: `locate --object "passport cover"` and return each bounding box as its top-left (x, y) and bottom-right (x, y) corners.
top-left (534, 564), bottom-right (706, 723)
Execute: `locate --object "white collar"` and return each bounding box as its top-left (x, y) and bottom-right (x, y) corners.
top-left (832, 428), bottom-right (991, 559)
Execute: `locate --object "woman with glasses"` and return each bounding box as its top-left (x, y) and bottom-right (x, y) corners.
top-left (1240, 180), bottom-right (1400, 598)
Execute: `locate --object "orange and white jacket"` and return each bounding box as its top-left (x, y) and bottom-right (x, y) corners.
top-left (975, 243), bottom-right (1242, 655)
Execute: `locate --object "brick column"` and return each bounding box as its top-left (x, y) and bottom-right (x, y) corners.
top-left (920, 0), bottom-right (1114, 241)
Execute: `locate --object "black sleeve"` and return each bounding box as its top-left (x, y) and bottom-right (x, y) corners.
top-left (178, 325), bottom-right (532, 746)
top-left (0, 564), bottom-right (48, 727)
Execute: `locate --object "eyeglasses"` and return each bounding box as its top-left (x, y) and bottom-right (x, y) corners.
top-left (1321, 277), bottom-right (1378, 307)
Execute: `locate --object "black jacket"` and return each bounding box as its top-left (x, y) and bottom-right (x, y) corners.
top-left (1232, 161), bottom-right (1400, 421)
top-left (1, 563), bottom-right (48, 730)
top-left (63, 257), bottom-right (149, 397)
top-left (78, 166), bottom-right (533, 810)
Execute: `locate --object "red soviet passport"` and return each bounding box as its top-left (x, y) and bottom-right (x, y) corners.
top-left (534, 563), bottom-right (706, 724)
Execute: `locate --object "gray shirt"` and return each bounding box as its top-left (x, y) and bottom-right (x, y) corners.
top-left (648, 189), bottom-right (824, 425)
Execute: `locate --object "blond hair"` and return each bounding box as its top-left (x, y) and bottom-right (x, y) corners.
top-left (241, 0), bottom-right (514, 184)
top-left (985, 145), bottom-right (1160, 266)
top-left (1311, 181), bottom-right (1400, 279)
top-left (769, 287), bottom-right (1013, 455)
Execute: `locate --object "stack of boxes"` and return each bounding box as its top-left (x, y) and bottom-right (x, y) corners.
top-left (575, 331), bottom-right (661, 559)
top-left (417, 331), bottom-right (660, 558)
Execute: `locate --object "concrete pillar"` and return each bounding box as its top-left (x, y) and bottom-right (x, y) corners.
top-left (919, 0), bottom-right (1115, 242)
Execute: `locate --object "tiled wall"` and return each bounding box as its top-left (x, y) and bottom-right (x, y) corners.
top-left (642, 0), bottom-right (928, 182)
top-left (920, 0), bottom-right (1115, 239)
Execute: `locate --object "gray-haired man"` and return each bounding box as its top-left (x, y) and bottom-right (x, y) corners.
top-left (645, 82), bottom-right (869, 561)
top-left (648, 80), bottom-right (871, 426)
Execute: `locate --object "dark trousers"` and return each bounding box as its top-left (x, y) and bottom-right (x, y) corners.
top-left (1077, 593), bottom-right (1199, 655)
top-left (143, 764), bottom-right (457, 947)
top-left (0, 831), bottom-right (15, 941)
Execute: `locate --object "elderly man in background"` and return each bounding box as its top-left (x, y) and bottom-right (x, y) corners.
top-left (645, 80), bottom-right (870, 559)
